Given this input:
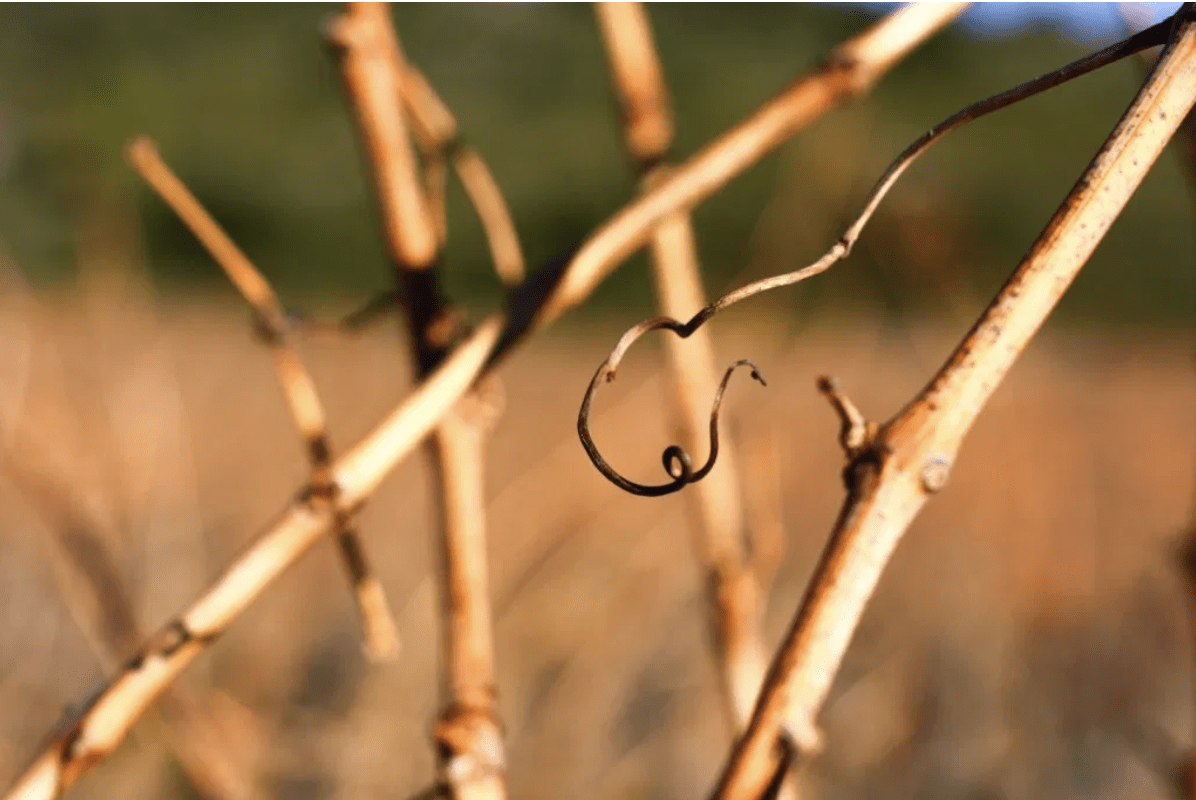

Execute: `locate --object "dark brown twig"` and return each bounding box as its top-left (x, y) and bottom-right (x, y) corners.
top-left (278, 289), bottom-right (401, 340)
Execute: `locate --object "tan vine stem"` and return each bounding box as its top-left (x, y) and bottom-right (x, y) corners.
top-left (328, 5), bottom-right (507, 800)
top-left (126, 137), bottom-right (401, 663)
top-left (2, 8), bottom-right (956, 798)
top-left (0, 439), bottom-right (263, 800)
top-left (708, 7), bottom-right (1196, 800)
top-left (594, 0), bottom-right (778, 741)
top-left (3, 311), bottom-right (502, 800)
top-left (0, 239), bottom-right (264, 800)
top-left (1124, 26), bottom-right (1196, 795)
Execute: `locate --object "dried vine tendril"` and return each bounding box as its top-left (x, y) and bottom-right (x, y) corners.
top-left (577, 16), bottom-right (1172, 496)
top-left (578, 344), bottom-right (766, 497)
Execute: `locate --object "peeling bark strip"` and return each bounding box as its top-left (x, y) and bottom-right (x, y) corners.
top-left (3, 8), bottom-right (958, 798)
top-left (710, 8), bottom-right (1196, 800)
top-left (433, 702), bottom-right (506, 796)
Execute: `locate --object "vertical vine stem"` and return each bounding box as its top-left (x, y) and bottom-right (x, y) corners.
top-left (328, 4), bottom-right (508, 799)
top-left (594, 0), bottom-right (778, 741)
top-left (710, 7), bottom-right (1196, 800)
top-left (2, 7), bottom-right (959, 798)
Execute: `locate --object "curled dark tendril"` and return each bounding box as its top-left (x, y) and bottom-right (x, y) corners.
top-left (576, 16), bottom-right (1174, 496)
top-left (578, 337), bottom-right (766, 497)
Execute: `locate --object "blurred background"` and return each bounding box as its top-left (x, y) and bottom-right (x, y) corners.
top-left (1, 3), bottom-right (1195, 800)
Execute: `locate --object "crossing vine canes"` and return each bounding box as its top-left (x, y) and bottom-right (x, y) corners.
top-left (5, 3), bottom-right (1194, 800)
top-left (11, 1), bottom-right (1196, 798)
top-left (328, 6), bottom-right (510, 799)
top-left (4, 3), bottom-right (1192, 800)
top-left (1, 5), bottom-right (964, 800)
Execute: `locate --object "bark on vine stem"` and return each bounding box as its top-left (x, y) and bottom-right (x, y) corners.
top-left (708, 7), bottom-right (1196, 800)
top-left (328, 5), bottom-right (508, 800)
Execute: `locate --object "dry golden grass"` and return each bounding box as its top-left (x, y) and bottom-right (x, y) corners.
top-left (0, 276), bottom-right (1193, 800)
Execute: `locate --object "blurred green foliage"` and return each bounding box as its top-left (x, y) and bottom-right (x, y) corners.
top-left (0, 4), bottom-right (1192, 325)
